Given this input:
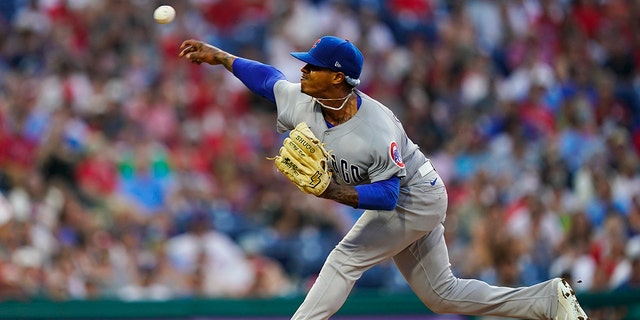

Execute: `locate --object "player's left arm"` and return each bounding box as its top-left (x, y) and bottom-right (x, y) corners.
top-left (321, 176), bottom-right (400, 210)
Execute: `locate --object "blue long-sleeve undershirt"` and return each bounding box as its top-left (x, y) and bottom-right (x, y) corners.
top-left (354, 176), bottom-right (400, 210)
top-left (232, 58), bottom-right (285, 103)
top-left (231, 58), bottom-right (400, 210)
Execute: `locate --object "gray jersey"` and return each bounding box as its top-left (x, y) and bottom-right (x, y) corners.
top-left (273, 80), bottom-right (430, 191)
top-left (273, 80), bottom-right (568, 320)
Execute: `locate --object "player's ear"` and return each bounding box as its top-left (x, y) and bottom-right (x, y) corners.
top-left (332, 72), bottom-right (345, 85)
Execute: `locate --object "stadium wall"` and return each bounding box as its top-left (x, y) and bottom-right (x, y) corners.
top-left (0, 290), bottom-right (639, 320)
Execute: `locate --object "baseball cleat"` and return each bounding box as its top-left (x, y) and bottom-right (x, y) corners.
top-left (555, 278), bottom-right (590, 320)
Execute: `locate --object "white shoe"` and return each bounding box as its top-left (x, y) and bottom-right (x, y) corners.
top-left (555, 278), bottom-right (590, 320)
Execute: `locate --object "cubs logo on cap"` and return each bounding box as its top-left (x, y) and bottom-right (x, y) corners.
top-left (290, 36), bottom-right (364, 85)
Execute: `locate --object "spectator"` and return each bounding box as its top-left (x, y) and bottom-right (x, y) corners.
top-left (164, 212), bottom-right (255, 298)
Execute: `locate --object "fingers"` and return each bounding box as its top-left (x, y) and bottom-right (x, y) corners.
top-left (179, 40), bottom-right (202, 59)
top-left (179, 39), bottom-right (198, 51)
top-left (178, 41), bottom-right (204, 64)
top-left (179, 43), bottom-right (196, 57)
top-left (178, 46), bottom-right (190, 57)
top-left (180, 50), bottom-right (201, 64)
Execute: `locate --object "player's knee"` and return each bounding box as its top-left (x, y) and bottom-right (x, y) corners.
top-left (420, 278), bottom-right (459, 314)
top-left (425, 299), bottom-right (456, 314)
top-left (324, 246), bottom-right (365, 278)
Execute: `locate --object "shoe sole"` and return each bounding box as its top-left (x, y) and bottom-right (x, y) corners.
top-left (557, 279), bottom-right (590, 320)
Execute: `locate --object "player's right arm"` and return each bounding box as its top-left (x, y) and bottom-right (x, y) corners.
top-left (179, 39), bottom-right (286, 103)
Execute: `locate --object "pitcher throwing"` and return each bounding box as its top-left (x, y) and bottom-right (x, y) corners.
top-left (179, 35), bottom-right (589, 320)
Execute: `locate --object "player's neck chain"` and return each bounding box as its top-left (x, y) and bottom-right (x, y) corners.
top-left (313, 91), bottom-right (353, 111)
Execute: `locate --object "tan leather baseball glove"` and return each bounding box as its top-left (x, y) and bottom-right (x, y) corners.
top-left (270, 122), bottom-right (332, 196)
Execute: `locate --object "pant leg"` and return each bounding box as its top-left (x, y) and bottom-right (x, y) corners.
top-left (291, 175), bottom-right (451, 320)
top-left (393, 223), bottom-right (559, 320)
top-left (291, 208), bottom-right (432, 320)
top-left (292, 174), bottom-right (560, 320)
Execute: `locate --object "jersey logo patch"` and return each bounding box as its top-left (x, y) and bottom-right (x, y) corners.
top-left (389, 141), bottom-right (404, 168)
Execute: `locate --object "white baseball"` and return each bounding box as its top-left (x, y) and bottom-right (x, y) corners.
top-left (153, 5), bottom-right (175, 24)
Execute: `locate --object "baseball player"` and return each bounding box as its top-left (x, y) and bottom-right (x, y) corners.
top-left (179, 36), bottom-right (590, 320)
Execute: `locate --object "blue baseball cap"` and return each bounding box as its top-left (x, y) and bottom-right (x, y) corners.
top-left (291, 36), bottom-right (364, 85)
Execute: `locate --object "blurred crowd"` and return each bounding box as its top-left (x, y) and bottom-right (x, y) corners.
top-left (0, 0), bottom-right (639, 309)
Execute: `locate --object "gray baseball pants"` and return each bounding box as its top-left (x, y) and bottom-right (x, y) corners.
top-left (291, 172), bottom-right (559, 320)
